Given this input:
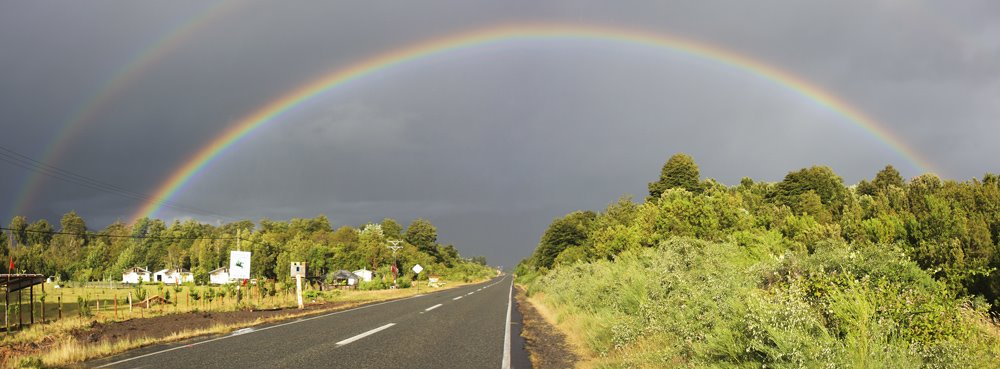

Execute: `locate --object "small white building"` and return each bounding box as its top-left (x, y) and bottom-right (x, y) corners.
top-left (122, 267), bottom-right (151, 284)
top-left (209, 267), bottom-right (231, 285)
top-left (352, 268), bottom-right (374, 282)
top-left (153, 268), bottom-right (194, 284)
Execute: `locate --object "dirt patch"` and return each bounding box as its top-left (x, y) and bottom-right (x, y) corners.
top-left (515, 286), bottom-right (579, 369)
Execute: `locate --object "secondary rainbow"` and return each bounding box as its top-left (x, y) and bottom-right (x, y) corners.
top-left (133, 23), bottom-right (938, 221)
top-left (10, 0), bottom-right (236, 217)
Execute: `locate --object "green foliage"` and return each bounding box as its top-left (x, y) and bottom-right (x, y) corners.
top-left (518, 161), bottom-right (1000, 367)
top-left (358, 279), bottom-right (389, 291)
top-left (648, 153), bottom-right (702, 200)
top-left (397, 276), bottom-right (412, 288)
top-left (76, 296), bottom-right (92, 317)
top-left (532, 211), bottom-right (596, 269)
top-left (4, 211), bottom-right (490, 293)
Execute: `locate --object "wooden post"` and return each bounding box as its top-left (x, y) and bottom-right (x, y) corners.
top-left (29, 285), bottom-right (33, 325)
top-left (5, 286), bottom-right (8, 334)
top-left (18, 290), bottom-right (22, 329)
top-left (40, 282), bottom-right (44, 323)
top-left (296, 275), bottom-right (304, 309)
top-left (114, 294), bottom-right (118, 319)
top-left (58, 293), bottom-right (62, 320)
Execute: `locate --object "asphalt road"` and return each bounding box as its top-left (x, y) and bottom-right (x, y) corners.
top-left (89, 275), bottom-right (531, 369)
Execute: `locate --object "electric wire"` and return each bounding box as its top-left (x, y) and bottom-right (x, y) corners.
top-left (0, 144), bottom-right (236, 220)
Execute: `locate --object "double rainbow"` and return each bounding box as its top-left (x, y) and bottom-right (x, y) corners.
top-left (133, 23), bottom-right (937, 221)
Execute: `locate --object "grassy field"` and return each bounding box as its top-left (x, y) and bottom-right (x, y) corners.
top-left (2, 280), bottom-right (422, 330)
top-left (1, 277), bottom-right (482, 368)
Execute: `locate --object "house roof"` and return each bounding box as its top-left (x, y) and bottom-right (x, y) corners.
top-left (124, 267), bottom-right (150, 274)
top-left (209, 267), bottom-right (228, 274)
top-left (331, 270), bottom-right (360, 280)
top-left (155, 268), bottom-right (192, 274)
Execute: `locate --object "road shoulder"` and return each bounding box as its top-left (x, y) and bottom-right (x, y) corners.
top-left (514, 286), bottom-right (579, 369)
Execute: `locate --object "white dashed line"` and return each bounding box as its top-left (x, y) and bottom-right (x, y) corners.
top-left (425, 304), bottom-right (443, 312)
top-left (453, 296), bottom-right (463, 300)
top-left (336, 323), bottom-right (395, 346)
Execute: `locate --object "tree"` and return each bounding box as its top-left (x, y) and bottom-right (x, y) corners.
top-left (648, 153), bottom-right (701, 200)
top-left (873, 165), bottom-right (905, 191)
top-left (405, 218), bottom-right (439, 258)
top-left (533, 211), bottom-right (596, 269)
top-left (360, 224), bottom-right (387, 270)
top-left (381, 218), bottom-right (403, 240)
top-left (26, 219), bottom-right (54, 246)
top-left (9, 216), bottom-right (29, 246)
top-left (773, 166), bottom-right (848, 217)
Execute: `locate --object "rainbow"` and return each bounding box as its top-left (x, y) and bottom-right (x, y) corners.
top-left (133, 23), bottom-right (938, 221)
top-left (10, 0), bottom-right (236, 217)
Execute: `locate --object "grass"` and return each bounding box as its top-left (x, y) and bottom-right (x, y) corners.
top-left (3, 278), bottom-right (484, 368)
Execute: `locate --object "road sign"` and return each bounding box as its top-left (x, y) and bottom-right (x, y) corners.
top-left (229, 251), bottom-right (251, 279)
top-left (412, 264), bottom-right (423, 274)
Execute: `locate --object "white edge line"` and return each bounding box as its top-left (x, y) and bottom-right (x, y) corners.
top-left (425, 303), bottom-right (443, 311)
top-left (335, 323), bottom-right (395, 346)
top-left (502, 275), bottom-right (513, 369)
top-left (95, 290), bottom-right (432, 368)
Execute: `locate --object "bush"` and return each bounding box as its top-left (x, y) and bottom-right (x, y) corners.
top-left (529, 237), bottom-right (1000, 367)
top-left (358, 279), bottom-right (389, 291)
top-left (397, 277), bottom-right (412, 288)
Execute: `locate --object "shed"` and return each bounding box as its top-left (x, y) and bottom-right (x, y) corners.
top-left (153, 268), bottom-right (194, 284)
top-left (122, 267), bottom-right (151, 284)
top-left (331, 270), bottom-right (360, 286)
top-left (352, 268), bottom-right (374, 282)
top-left (209, 267), bottom-right (231, 285)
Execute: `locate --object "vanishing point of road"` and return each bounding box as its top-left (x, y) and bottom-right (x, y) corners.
top-left (88, 275), bottom-right (532, 369)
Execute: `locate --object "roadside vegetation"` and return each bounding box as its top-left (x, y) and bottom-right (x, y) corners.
top-left (1, 214), bottom-right (493, 367)
top-left (516, 153), bottom-right (1000, 368)
top-left (2, 281), bottom-right (478, 368)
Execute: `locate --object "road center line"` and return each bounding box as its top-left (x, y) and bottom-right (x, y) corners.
top-left (335, 323), bottom-right (395, 346)
top-left (453, 296), bottom-right (462, 300)
top-left (425, 303), bottom-right (443, 311)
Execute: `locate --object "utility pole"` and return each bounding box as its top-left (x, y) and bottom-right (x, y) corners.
top-left (387, 240), bottom-right (402, 287)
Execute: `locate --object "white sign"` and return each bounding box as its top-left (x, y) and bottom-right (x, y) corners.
top-left (412, 264), bottom-right (423, 274)
top-left (290, 262), bottom-right (306, 277)
top-left (229, 251), bottom-right (252, 280)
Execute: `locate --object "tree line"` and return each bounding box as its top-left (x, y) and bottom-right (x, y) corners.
top-left (2, 214), bottom-right (491, 284)
top-left (519, 153), bottom-right (1000, 310)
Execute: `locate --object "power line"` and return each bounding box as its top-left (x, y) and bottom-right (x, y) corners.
top-left (0, 144), bottom-right (236, 220)
top-left (0, 226), bottom-right (242, 242)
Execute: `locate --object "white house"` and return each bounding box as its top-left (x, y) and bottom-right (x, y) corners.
top-left (352, 268), bottom-right (374, 282)
top-left (153, 268), bottom-right (194, 284)
top-left (122, 267), bottom-right (151, 284)
top-left (209, 267), bottom-right (231, 285)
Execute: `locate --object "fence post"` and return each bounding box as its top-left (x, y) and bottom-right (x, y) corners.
top-left (58, 293), bottom-right (62, 320)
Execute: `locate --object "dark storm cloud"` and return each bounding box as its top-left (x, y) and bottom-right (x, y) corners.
top-left (2, 0), bottom-right (998, 268)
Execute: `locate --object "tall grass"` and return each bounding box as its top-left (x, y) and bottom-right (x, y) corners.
top-left (524, 238), bottom-right (1000, 368)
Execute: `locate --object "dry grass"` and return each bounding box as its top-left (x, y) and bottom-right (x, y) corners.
top-left (520, 289), bottom-right (595, 369)
top-left (6, 280), bottom-right (481, 368)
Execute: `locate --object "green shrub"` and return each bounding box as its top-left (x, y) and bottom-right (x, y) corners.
top-left (358, 279), bottom-right (388, 291)
top-left (529, 237), bottom-right (1000, 368)
top-left (397, 277), bottom-right (412, 288)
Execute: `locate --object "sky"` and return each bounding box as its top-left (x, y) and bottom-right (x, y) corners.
top-left (1, 0), bottom-right (998, 269)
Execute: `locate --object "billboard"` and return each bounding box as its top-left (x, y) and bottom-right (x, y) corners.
top-left (229, 250), bottom-right (252, 280)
